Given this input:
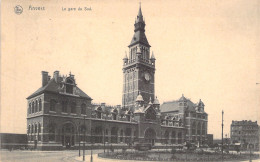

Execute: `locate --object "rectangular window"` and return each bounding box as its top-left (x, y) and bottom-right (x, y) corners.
top-left (62, 101), bottom-right (68, 113)
top-left (50, 99), bottom-right (56, 111)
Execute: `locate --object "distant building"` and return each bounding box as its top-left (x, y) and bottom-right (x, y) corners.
top-left (161, 96), bottom-right (208, 145)
top-left (230, 120), bottom-right (259, 150)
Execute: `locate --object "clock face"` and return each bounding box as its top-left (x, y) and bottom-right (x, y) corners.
top-left (144, 72), bottom-right (151, 81)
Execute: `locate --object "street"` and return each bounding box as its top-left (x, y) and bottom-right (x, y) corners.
top-left (0, 149), bottom-right (103, 162)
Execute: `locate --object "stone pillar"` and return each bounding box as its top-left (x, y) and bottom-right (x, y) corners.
top-left (108, 129), bottom-right (111, 143)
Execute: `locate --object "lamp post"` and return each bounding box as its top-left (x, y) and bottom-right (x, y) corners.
top-left (83, 115), bottom-right (86, 161)
top-left (103, 113), bottom-right (107, 154)
top-left (221, 110), bottom-right (224, 162)
top-left (78, 121), bottom-right (81, 157)
top-left (90, 112), bottom-right (93, 162)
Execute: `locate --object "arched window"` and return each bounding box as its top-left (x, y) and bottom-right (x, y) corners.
top-left (120, 129), bottom-right (123, 142)
top-left (48, 123), bottom-right (55, 141)
top-left (28, 125), bottom-right (30, 134)
top-left (197, 122), bottom-right (201, 135)
top-left (38, 123), bottom-right (41, 133)
top-left (202, 123), bottom-right (205, 135)
top-left (35, 124), bottom-right (37, 134)
top-left (81, 104), bottom-right (86, 115)
top-left (66, 78), bottom-right (74, 94)
top-left (28, 103), bottom-right (31, 114)
top-left (32, 101), bottom-right (35, 113)
top-left (178, 132), bottom-right (182, 144)
top-left (171, 131), bottom-right (176, 144)
top-left (192, 122), bottom-right (196, 135)
top-left (50, 99), bottom-right (57, 111)
top-left (164, 131), bottom-right (169, 144)
top-left (39, 99), bottom-right (42, 111)
top-left (38, 123), bottom-right (41, 141)
top-left (28, 125), bottom-right (31, 141)
top-left (111, 127), bottom-right (118, 143)
top-left (62, 101), bottom-right (68, 113)
top-left (36, 100), bottom-right (39, 112)
top-left (70, 102), bottom-right (76, 113)
top-left (31, 124), bottom-right (34, 134)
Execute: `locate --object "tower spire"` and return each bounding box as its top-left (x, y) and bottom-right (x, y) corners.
top-left (137, 2), bottom-right (143, 23)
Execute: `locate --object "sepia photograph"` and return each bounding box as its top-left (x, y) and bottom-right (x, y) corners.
top-left (0, 0), bottom-right (259, 161)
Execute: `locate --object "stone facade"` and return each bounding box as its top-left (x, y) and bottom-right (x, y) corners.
top-left (160, 95), bottom-right (208, 145)
top-left (122, 5), bottom-right (155, 111)
top-left (26, 5), bottom-right (191, 150)
top-left (230, 120), bottom-right (259, 150)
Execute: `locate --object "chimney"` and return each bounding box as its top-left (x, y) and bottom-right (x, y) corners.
top-left (42, 71), bottom-right (48, 87)
top-left (53, 71), bottom-right (59, 83)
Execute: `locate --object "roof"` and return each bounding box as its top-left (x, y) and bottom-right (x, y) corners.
top-left (160, 101), bottom-right (179, 113)
top-left (137, 4), bottom-right (143, 23)
top-left (161, 97), bottom-right (197, 113)
top-left (136, 93), bottom-right (144, 102)
top-left (129, 6), bottom-right (150, 47)
top-left (198, 99), bottom-right (205, 106)
top-left (153, 96), bottom-right (160, 105)
top-left (27, 78), bottom-right (92, 100)
top-left (129, 30), bottom-right (150, 47)
top-left (179, 94), bottom-right (187, 102)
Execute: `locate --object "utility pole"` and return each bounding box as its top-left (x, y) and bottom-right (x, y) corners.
top-left (221, 110), bottom-right (224, 162)
top-left (90, 113), bottom-right (93, 162)
top-left (83, 115), bottom-right (86, 161)
top-left (78, 121), bottom-right (81, 157)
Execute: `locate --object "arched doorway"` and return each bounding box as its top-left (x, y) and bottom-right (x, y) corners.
top-left (164, 130), bottom-right (169, 144)
top-left (61, 123), bottom-right (75, 148)
top-left (144, 128), bottom-right (156, 146)
top-left (111, 127), bottom-right (118, 143)
top-left (94, 126), bottom-right (103, 143)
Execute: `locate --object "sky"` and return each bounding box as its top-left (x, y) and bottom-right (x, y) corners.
top-left (1, 0), bottom-right (260, 139)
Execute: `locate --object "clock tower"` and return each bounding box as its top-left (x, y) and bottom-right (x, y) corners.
top-left (122, 5), bottom-right (156, 111)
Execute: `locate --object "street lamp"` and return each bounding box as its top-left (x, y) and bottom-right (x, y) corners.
top-left (90, 111), bottom-right (93, 162)
top-left (78, 121), bottom-right (81, 157)
top-left (83, 115), bottom-right (86, 161)
top-left (221, 110), bottom-right (224, 162)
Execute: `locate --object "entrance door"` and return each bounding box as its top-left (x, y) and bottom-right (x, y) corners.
top-left (65, 136), bottom-right (71, 148)
top-left (144, 128), bottom-right (156, 146)
top-left (62, 123), bottom-right (75, 149)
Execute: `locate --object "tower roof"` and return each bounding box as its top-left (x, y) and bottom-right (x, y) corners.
top-left (151, 51), bottom-right (155, 59)
top-left (153, 96), bottom-right (160, 105)
top-left (137, 4), bottom-right (144, 23)
top-left (198, 99), bottom-right (205, 106)
top-left (136, 92), bottom-right (144, 102)
top-left (123, 51), bottom-right (128, 60)
top-left (179, 94), bottom-right (187, 102)
top-left (129, 5), bottom-right (150, 47)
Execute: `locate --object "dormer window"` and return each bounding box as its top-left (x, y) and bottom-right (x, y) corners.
top-left (66, 78), bottom-right (74, 94)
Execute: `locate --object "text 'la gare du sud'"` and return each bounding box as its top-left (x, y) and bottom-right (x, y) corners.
top-left (62, 7), bottom-right (92, 11)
